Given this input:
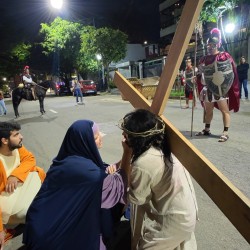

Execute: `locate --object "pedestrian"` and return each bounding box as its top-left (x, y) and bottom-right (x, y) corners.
top-left (182, 57), bottom-right (198, 109)
top-left (237, 56), bottom-right (249, 100)
top-left (118, 109), bottom-right (198, 250)
top-left (72, 78), bottom-right (83, 104)
top-left (196, 28), bottom-right (240, 142)
top-left (0, 91), bottom-right (7, 116)
top-left (23, 120), bottom-right (129, 250)
top-left (0, 122), bottom-right (46, 249)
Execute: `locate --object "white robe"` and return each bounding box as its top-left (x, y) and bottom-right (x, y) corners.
top-left (0, 151), bottom-right (41, 225)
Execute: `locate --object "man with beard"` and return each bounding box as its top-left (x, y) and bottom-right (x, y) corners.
top-left (0, 122), bottom-right (45, 249)
top-left (196, 28), bottom-right (240, 142)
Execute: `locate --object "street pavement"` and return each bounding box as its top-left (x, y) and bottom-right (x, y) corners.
top-left (1, 92), bottom-right (250, 249)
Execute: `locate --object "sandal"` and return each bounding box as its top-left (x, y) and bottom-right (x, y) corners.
top-left (218, 134), bottom-right (229, 142)
top-left (195, 129), bottom-right (211, 136)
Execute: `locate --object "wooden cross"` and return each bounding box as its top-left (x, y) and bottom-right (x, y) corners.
top-left (114, 0), bottom-right (250, 244)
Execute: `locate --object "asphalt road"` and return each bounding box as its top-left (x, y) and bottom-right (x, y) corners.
top-left (1, 92), bottom-right (250, 249)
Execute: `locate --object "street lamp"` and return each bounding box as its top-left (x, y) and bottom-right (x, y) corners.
top-left (50, 0), bottom-right (63, 10)
top-left (96, 54), bottom-right (102, 61)
top-left (225, 23), bottom-right (235, 34)
top-left (96, 54), bottom-right (104, 91)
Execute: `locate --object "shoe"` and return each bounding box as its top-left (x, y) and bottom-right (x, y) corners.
top-left (182, 105), bottom-right (189, 109)
top-left (218, 134), bottom-right (229, 142)
top-left (195, 129), bottom-right (211, 136)
top-left (4, 112), bottom-right (6, 115)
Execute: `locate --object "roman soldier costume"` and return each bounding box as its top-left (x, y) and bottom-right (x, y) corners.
top-left (197, 28), bottom-right (240, 112)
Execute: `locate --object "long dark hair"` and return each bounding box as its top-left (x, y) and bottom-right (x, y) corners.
top-left (121, 109), bottom-right (172, 166)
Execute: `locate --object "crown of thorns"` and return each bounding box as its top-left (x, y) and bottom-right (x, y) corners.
top-left (117, 117), bottom-right (165, 137)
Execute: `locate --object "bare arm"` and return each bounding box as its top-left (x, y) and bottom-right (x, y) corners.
top-left (119, 137), bottom-right (133, 184)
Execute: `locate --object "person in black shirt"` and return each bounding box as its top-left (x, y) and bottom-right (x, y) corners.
top-left (237, 56), bottom-right (249, 100)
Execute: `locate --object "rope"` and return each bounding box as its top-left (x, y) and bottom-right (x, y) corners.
top-left (33, 82), bottom-right (48, 90)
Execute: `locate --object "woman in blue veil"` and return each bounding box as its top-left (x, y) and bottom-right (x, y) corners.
top-left (23, 120), bottom-right (128, 250)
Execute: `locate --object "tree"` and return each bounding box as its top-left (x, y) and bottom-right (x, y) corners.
top-left (40, 17), bottom-right (82, 82)
top-left (198, 0), bottom-right (249, 59)
top-left (39, 18), bottom-right (128, 88)
top-left (80, 27), bottom-right (128, 90)
top-left (200, 0), bottom-right (238, 49)
top-left (11, 42), bottom-right (32, 64)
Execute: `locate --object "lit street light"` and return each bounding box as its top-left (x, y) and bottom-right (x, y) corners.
top-left (225, 23), bottom-right (235, 34)
top-left (50, 0), bottom-right (63, 10)
top-left (96, 54), bottom-right (104, 91)
top-left (96, 54), bottom-right (102, 61)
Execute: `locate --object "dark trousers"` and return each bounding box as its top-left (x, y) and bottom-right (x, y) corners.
top-left (239, 78), bottom-right (248, 98)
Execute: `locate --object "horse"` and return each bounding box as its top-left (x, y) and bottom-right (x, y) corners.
top-left (12, 80), bottom-right (56, 118)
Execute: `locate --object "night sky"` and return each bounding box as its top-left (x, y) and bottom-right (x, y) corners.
top-left (0, 0), bottom-right (160, 53)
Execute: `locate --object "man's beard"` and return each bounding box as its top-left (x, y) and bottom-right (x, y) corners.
top-left (8, 140), bottom-right (23, 151)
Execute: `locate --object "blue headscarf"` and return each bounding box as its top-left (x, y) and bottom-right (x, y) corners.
top-left (55, 120), bottom-right (104, 167)
top-left (23, 120), bottom-right (107, 250)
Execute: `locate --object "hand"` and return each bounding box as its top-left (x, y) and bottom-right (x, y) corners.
top-left (105, 164), bottom-right (117, 174)
top-left (5, 176), bottom-right (19, 193)
top-left (121, 137), bottom-right (132, 153)
top-left (0, 230), bottom-right (4, 250)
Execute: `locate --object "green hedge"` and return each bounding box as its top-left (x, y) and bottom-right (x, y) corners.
top-left (170, 90), bottom-right (184, 97)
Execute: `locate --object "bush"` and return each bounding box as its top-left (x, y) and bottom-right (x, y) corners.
top-left (108, 80), bottom-right (116, 89)
top-left (170, 89), bottom-right (184, 97)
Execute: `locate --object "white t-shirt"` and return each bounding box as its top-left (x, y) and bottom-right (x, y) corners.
top-left (23, 75), bottom-right (33, 83)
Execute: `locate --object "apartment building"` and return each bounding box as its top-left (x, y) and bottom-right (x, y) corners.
top-left (159, 0), bottom-right (186, 55)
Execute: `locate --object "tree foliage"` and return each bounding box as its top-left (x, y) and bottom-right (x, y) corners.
top-left (10, 42), bottom-right (32, 62)
top-left (199, 0), bottom-right (239, 23)
top-left (80, 27), bottom-right (128, 89)
top-left (80, 27), bottom-right (128, 68)
top-left (39, 18), bottom-right (128, 82)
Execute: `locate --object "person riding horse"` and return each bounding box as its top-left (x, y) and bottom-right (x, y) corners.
top-left (22, 66), bottom-right (37, 100)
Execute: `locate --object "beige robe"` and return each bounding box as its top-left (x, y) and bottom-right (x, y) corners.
top-left (0, 149), bottom-right (43, 227)
top-left (129, 148), bottom-right (198, 250)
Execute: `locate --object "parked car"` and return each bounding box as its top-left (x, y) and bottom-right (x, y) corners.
top-left (58, 85), bottom-right (72, 96)
top-left (3, 91), bottom-right (11, 98)
top-left (79, 80), bottom-right (97, 96)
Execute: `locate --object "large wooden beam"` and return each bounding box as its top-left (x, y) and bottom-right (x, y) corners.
top-left (161, 116), bottom-right (250, 243)
top-left (151, 0), bottom-right (204, 115)
top-left (114, 0), bottom-right (250, 244)
top-left (115, 71), bottom-right (250, 243)
top-left (113, 73), bottom-right (151, 110)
